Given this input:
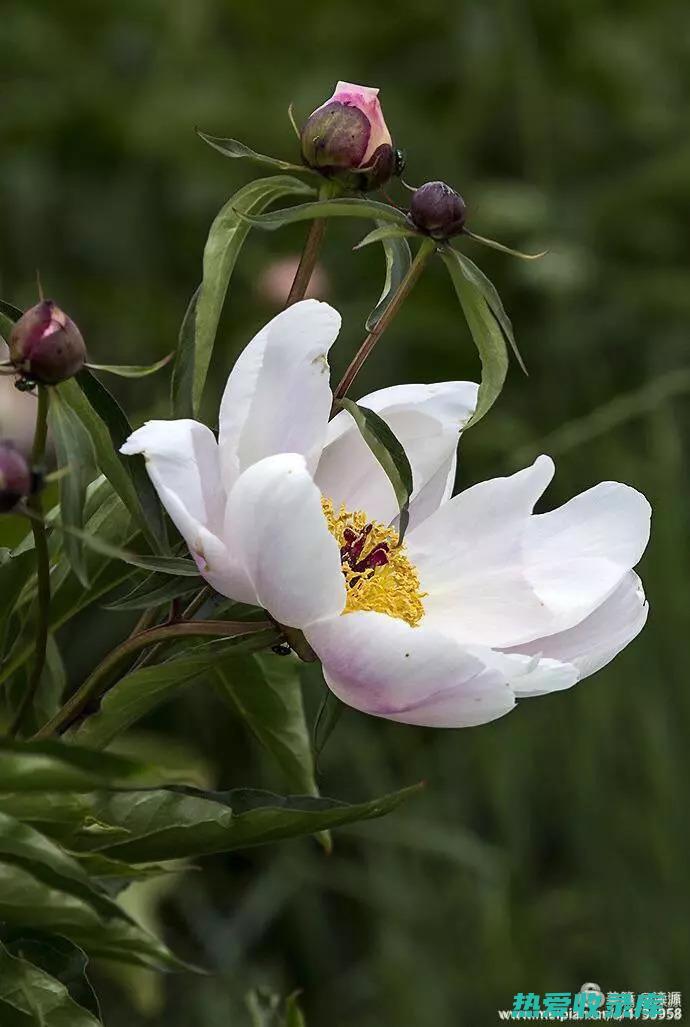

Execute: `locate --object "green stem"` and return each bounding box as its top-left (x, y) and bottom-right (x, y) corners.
top-left (333, 237), bottom-right (436, 405)
top-left (9, 386), bottom-right (50, 738)
top-left (32, 618), bottom-right (274, 740)
top-left (127, 584), bottom-right (213, 674)
top-left (284, 181), bottom-right (336, 307)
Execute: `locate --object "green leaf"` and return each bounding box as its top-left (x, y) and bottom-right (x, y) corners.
top-left (56, 378), bottom-right (165, 552)
top-left (103, 571), bottom-right (197, 611)
top-left (0, 862), bottom-right (187, 971)
top-left (0, 941), bottom-right (102, 1026)
top-left (3, 934), bottom-right (100, 1021)
top-left (339, 399), bottom-right (414, 543)
top-left (464, 229), bottom-right (547, 260)
top-left (169, 285), bottom-right (200, 420)
top-left (47, 390), bottom-right (96, 587)
top-left (175, 175), bottom-right (315, 419)
top-left (285, 993), bottom-right (307, 1027)
top-left (440, 247), bottom-right (509, 427)
top-left (0, 740), bottom-right (148, 792)
top-left (364, 223), bottom-right (414, 332)
top-left (0, 487), bottom-right (136, 692)
top-left (313, 689), bottom-right (346, 764)
top-left (355, 223), bottom-right (418, 250)
top-left (0, 299), bottom-right (23, 322)
top-left (31, 637), bottom-right (66, 732)
top-left (84, 353), bottom-right (172, 378)
top-left (0, 550), bottom-right (34, 661)
top-left (74, 632), bottom-right (277, 750)
top-left (0, 813), bottom-right (186, 973)
top-left (243, 196), bottom-right (409, 232)
top-left (196, 130), bottom-right (311, 174)
top-left (215, 653), bottom-right (318, 796)
top-left (450, 248), bottom-right (527, 374)
top-left (76, 370), bottom-right (167, 548)
top-left (24, 508), bottom-right (200, 577)
top-left (0, 793), bottom-right (94, 841)
top-left (68, 783), bottom-right (423, 862)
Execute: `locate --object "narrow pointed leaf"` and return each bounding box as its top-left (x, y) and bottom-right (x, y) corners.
top-left (339, 399), bottom-right (413, 543)
top-left (0, 739), bottom-right (148, 791)
top-left (57, 377), bottom-right (165, 552)
top-left (75, 371), bottom-right (167, 550)
top-left (0, 862), bottom-right (188, 971)
top-left (2, 934), bottom-right (100, 1020)
top-left (85, 353), bottom-right (172, 379)
top-left (441, 247), bottom-right (509, 427)
top-left (196, 130), bottom-right (311, 174)
top-left (450, 248), bottom-right (527, 373)
top-left (215, 653), bottom-right (318, 796)
top-left (23, 507), bottom-right (199, 577)
top-left (104, 572), bottom-right (197, 611)
top-left (364, 223), bottom-right (413, 332)
top-left (67, 783), bottom-right (424, 861)
top-left (177, 175), bottom-right (315, 418)
top-left (74, 632), bottom-right (277, 749)
top-left (464, 229), bottom-right (547, 260)
top-left (355, 224), bottom-right (417, 250)
top-left (48, 389), bottom-right (96, 586)
top-left (0, 941), bottom-right (102, 1026)
top-left (0, 299), bottom-right (23, 322)
top-left (170, 285), bottom-right (199, 419)
top-left (244, 197), bottom-right (409, 232)
top-left (313, 689), bottom-right (346, 762)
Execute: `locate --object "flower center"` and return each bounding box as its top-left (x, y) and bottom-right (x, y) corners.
top-left (322, 497), bottom-right (426, 627)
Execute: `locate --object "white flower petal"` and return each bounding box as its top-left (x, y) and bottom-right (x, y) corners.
top-left (121, 419), bottom-right (225, 536)
top-left (121, 419), bottom-right (255, 602)
top-left (524, 482), bottom-right (651, 632)
top-left (472, 648), bottom-right (579, 698)
top-left (305, 611), bottom-right (516, 728)
top-left (218, 300), bottom-right (341, 492)
top-left (315, 381), bottom-right (478, 528)
top-left (406, 455), bottom-right (557, 648)
top-left (508, 571), bottom-right (649, 681)
top-left (225, 453), bottom-right (346, 628)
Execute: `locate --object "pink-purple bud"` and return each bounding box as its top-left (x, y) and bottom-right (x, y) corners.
top-left (301, 81), bottom-right (395, 192)
top-left (409, 181), bottom-right (467, 240)
top-left (9, 300), bottom-right (86, 385)
top-left (0, 440), bottom-right (32, 513)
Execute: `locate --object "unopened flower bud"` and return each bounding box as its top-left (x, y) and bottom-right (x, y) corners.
top-left (10, 300), bottom-right (86, 385)
top-left (0, 440), bottom-right (32, 513)
top-left (409, 181), bottom-right (467, 240)
top-left (301, 81), bottom-right (394, 191)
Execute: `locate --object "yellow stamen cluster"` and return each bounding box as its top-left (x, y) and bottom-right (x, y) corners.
top-left (322, 497), bottom-right (426, 627)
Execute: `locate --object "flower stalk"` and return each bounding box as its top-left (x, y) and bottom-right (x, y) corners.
top-left (32, 618), bottom-right (275, 739)
top-left (285, 182), bottom-right (338, 307)
top-left (9, 385), bottom-right (50, 737)
top-left (333, 236), bottom-right (436, 404)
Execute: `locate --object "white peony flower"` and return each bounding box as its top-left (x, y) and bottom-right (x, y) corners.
top-left (122, 300), bottom-right (650, 728)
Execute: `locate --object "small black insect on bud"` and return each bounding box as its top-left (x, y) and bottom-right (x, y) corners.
top-left (272, 642), bottom-right (293, 657)
top-left (409, 181), bottom-right (467, 240)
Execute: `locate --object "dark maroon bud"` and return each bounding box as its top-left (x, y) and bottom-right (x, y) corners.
top-left (409, 181), bottom-right (467, 240)
top-left (0, 440), bottom-right (32, 513)
top-left (9, 300), bottom-right (86, 385)
top-left (301, 102), bottom-right (371, 172)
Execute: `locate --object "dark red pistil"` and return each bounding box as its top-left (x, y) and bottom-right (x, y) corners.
top-left (340, 523), bottom-right (390, 575)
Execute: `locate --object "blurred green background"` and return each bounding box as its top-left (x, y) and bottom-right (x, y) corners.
top-left (3, 0), bottom-right (689, 1022)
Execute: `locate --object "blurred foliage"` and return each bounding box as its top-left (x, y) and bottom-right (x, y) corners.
top-left (3, 0), bottom-right (689, 1023)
